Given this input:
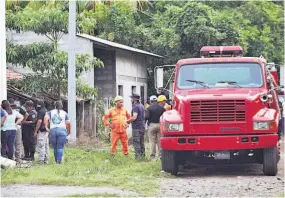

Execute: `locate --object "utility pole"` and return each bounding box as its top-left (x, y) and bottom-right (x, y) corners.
top-left (0, 0), bottom-right (7, 102)
top-left (68, 0), bottom-right (76, 142)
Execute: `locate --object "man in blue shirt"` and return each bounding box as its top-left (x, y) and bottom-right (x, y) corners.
top-left (127, 94), bottom-right (145, 160)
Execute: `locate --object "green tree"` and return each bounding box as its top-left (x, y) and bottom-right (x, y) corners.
top-left (6, 1), bottom-right (103, 98)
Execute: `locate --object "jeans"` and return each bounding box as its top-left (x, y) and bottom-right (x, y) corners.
top-left (50, 127), bottom-right (67, 164)
top-left (1, 130), bottom-right (16, 159)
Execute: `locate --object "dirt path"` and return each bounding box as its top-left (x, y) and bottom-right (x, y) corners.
top-left (158, 139), bottom-right (284, 197)
top-left (1, 184), bottom-right (139, 197)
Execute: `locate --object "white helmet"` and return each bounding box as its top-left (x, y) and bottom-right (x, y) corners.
top-left (150, 95), bottom-right (157, 101)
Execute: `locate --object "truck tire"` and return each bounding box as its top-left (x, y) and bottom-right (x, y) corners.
top-left (161, 150), bottom-right (178, 175)
top-left (263, 147), bottom-right (278, 176)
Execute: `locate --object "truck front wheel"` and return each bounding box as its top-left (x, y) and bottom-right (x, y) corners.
top-left (263, 147), bottom-right (278, 176)
top-left (161, 150), bottom-right (178, 175)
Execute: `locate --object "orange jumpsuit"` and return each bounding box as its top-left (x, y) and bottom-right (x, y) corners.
top-left (102, 107), bottom-right (131, 155)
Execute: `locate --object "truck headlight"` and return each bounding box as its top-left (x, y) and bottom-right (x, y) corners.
top-left (253, 122), bottom-right (269, 130)
top-left (168, 123), bottom-right (183, 131)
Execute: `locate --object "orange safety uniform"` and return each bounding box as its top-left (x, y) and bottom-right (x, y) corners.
top-left (102, 107), bottom-right (131, 155)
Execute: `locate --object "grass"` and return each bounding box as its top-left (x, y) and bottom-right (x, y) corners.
top-left (1, 144), bottom-right (169, 196)
top-left (279, 193), bottom-right (285, 197)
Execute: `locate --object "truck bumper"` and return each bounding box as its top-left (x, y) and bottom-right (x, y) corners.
top-left (160, 134), bottom-right (278, 150)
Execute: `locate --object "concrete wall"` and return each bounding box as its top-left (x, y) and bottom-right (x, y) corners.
top-left (6, 31), bottom-right (94, 87)
top-left (93, 47), bottom-right (116, 100)
top-left (116, 50), bottom-right (148, 115)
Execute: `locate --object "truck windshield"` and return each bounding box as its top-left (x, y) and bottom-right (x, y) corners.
top-left (177, 63), bottom-right (263, 89)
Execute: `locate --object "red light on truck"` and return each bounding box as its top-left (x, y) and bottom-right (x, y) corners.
top-left (200, 46), bottom-right (243, 58)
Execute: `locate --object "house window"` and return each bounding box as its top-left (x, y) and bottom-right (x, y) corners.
top-left (118, 85), bottom-right (123, 96)
top-left (140, 86), bottom-right (145, 104)
top-left (132, 86), bottom-right (136, 94)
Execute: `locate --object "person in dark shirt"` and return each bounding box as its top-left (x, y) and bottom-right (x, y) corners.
top-left (8, 98), bottom-right (28, 161)
top-left (127, 94), bottom-right (145, 160)
top-left (145, 95), bottom-right (165, 160)
top-left (34, 100), bottom-right (49, 164)
top-left (22, 100), bottom-right (37, 161)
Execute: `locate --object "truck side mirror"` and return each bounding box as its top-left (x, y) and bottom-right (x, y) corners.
top-left (155, 67), bottom-right (164, 89)
top-left (269, 85), bottom-right (284, 92)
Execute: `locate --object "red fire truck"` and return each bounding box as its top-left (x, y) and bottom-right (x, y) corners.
top-left (155, 46), bottom-right (283, 176)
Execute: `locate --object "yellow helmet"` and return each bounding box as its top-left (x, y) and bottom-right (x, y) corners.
top-left (114, 95), bottom-right (123, 102)
top-left (157, 95), bottom-right (167, 102)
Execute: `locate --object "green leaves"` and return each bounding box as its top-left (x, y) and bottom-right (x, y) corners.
top-left (6, 3), bottom-right (68, 41)
top-left (76, 80), bottom-right (98, 99)
top-left (7, 40), bottom-right (104, 98)
top-left (6, 41), bottom-right (55, 66)
top-left (6, 1), bottom-right (105, 99)
top-left (6, 0), bottom-right (284, 98)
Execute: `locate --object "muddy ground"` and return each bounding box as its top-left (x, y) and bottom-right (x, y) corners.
top-left (159, 139), bottom-right (284, 197)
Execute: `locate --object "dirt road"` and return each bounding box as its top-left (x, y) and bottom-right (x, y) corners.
top-left (159, 139), bottom-right (284, 197)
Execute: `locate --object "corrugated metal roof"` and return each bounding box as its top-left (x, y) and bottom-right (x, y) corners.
top-left (77, 34), bottom-right (163, 58)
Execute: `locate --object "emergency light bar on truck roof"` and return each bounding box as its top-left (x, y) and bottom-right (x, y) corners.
top-left (200, 46), bottom-right (243, 58)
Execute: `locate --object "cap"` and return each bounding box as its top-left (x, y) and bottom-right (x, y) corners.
top-left (157, 95), bottom-right (167, 102)
top-left (114, 95), bottom-right (124, 102)
top-left (130, 93), bottom-right (140, 100)
top-left (150, 95), bottom-right (157, 101)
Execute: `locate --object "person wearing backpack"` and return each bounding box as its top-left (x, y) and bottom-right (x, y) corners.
top-left (33, 100), bottom-right (49, 164)
top-left (44, 100), bottom-right (70, 164)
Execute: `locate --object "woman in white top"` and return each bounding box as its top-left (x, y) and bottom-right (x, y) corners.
top-left (1, 100), bottom-right (23, 159)
top-left (44, 100), bottom-right (70, 164)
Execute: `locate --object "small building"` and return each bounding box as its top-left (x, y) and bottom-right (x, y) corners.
top-left (76, 34), bottom-right (163, 113)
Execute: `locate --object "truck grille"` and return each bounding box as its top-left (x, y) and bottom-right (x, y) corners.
top-left (190, 100), bottom-right (246, 122)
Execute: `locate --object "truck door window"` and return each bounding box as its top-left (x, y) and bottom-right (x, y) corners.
top-left (177, 63), bottom-right (263, 89)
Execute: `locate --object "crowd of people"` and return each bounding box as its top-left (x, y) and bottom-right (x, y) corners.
top-left (103, 93), bottom-right (172, 160)
top-left (0, 93), bottom-right (170, 164)
top-left (0, 99), bottom-right (70, 164)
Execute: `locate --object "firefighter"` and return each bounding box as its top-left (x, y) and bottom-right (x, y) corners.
top-left (103, 96), bottom-right (131, 156)
top-left (157, 95), bottom-right (171, 111)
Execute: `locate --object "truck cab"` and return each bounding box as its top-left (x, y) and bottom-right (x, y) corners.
top-left (156, 46), bottom-right (282, 176)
